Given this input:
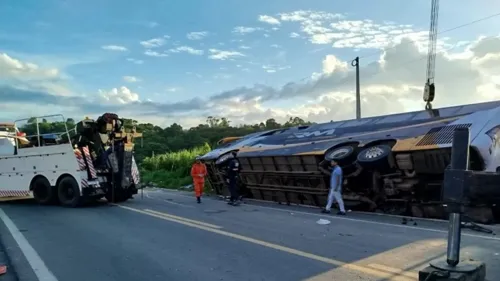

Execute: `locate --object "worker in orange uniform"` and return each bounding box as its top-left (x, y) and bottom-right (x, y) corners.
top-left (190, 156), bottom-right (207, 203)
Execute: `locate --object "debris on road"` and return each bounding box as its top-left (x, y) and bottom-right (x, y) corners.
top-left (316, 219), bottom-right (331, 225)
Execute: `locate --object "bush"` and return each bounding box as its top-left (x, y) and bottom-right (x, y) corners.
top-left (140, 142), bottom-right (212, 189)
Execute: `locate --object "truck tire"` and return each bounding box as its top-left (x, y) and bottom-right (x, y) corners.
top-left (32, 177), bottom-right (55, 205)
top-left (57, 176), bottom-right (81, 207)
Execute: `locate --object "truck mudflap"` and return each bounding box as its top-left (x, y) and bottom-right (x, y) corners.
top-left (104, 149), bottom-right (139, 194)
top-left (124, 152), bottom-right (139, 195)
top-left (131, 156), bottom-right (140, 186)
top-left (74, 146), bottom-right (101, 189)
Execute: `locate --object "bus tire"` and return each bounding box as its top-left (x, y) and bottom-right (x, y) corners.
top-left (57, 176), bottom-right (81, 207)
top-left (357, 144), bottom-right (392, 168)
top-left (32, 176), bottom-right (54, 205)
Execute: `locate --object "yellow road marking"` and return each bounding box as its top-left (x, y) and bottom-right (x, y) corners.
top-left (367, 264), bottom-right (419, 279)
top-left (118, 204), bottom-right (417, 281)
top-left (305, 239), bottom-right (445, 281)
top-left (143, 208), bottom-right (221, 229)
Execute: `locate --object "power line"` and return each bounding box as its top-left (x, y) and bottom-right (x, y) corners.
top-left (357, 11), bottom-right (500, 60)
top-left (233, 10), bottom-right (500, 102)
top-left (277, 11), bottom-right (500, 90)
top-left (359, 41), bottom-right (465, 83)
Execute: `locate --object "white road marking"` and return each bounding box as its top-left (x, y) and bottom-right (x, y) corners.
top-left (148, 189), bottom-right (500, 241)
top-left (118, 205), bottom-right (417, 281)
top-left (143, 209), bottom-right (222, 229)
top-left (240, 203), bottom-right (500, 241)
top-left (163, 199), bottom-right (194, 208)
top-left (0, 208), bottom-right (58, 281)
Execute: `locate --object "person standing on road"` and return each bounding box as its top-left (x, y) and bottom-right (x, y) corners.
top-left (321, 159), bottom-right (346, 215)
top-left (226, 151), bottom-right (241, 206)
top-left (190, 156), bottom-right (207, 203)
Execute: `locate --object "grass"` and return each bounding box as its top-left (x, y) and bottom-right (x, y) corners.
top-left (140, 143), bottom-right (213, 191)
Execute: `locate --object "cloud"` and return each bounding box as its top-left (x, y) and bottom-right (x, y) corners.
top-left (99, 86), bottom-right (140, 104)
top-left (213, 73), bottom-right (232, 80)
top-left (148, 22), bottom-right (159, 28)
top-left (167, 87), bottom-right (180, 92)
top-left (144, 50), bottom-right (168, 57)
top-left (101, 45), bottom-right (128, 51)
top-left (123, 76), bottom-right (141, 83)
top-left (186, 71), bottom-right (203, 78)
top-left (273, 10), bottom-right (430, 49)
top-left (173, 35), bottom-right (500, 125)
top-left (0, 53), bottom-right (60, 80)
top-left (232, 26), bottom-right (261, 35)
top-left (279, 10), bottom-right (344, 23)
top-left (169, 46), bottom-right (204, 55)
top-left (262, 64), bottom-right (290, 73)
top-left (258, 15), bottom-right (281, 25)
top-left (4, 33), bottom-right (500, 129)
top-left (0, 53), bottom-right (73, 97)
top-left (239, 45), bottom-right (251, 49)
top-left (140, 37), bottom-right (167, 48)
top-left (187, 31), bottom-right (209, 40)
top-left (208, 49), bottom-right (245, 60)
top-left (126, 58), bottom-right (144, 64)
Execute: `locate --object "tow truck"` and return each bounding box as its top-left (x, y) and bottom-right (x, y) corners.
top-left (0, 113), bottom-right (142, 206)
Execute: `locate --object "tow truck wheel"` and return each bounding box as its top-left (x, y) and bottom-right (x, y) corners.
top-left (32, 177), bottom-right (55, 205)
top-left (57, 176), bottom-right (81, 207)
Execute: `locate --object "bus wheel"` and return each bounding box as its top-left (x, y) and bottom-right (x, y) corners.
top-left (357, 144), bottom-right (392, 169)
top-left (32, 177), bottom-right (54, 205)
top-left (57, 176), bottom-right (81, 207)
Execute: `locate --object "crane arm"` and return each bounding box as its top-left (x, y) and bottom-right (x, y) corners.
top-left (423, 0), bottom-right (439, 111)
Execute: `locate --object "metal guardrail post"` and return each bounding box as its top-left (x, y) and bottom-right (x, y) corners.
top-left (419, 127), bottom-right (486, 280)
top-left (446, 127), bottom-right (469, 266)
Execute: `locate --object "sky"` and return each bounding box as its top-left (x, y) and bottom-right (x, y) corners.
top-left (1, 0), bottom-right (500, 128)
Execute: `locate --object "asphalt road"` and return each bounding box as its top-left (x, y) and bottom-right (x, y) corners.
top-left (0, 188), bottom-right (499, 281)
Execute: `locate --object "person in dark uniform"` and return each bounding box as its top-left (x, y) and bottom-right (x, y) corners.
top-left (226, 151), bottom-right (241, 206)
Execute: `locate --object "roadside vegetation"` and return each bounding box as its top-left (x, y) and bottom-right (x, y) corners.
top-left (140, 143), bottom-right (212, 189)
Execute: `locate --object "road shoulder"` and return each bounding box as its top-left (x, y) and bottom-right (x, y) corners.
top-left (0, 207), bottom-right (46, 281)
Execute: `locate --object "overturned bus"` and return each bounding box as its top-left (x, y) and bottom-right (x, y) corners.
top-left (201, 101), bottom-right (500, 223)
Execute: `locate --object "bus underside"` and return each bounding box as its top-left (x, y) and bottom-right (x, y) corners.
top-left (207, 146), bottom-right (500, 224)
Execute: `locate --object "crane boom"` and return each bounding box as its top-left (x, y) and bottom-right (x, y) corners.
top-left (423, 0), bottom-right (439, 111)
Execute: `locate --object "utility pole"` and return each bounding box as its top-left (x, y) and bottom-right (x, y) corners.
top-left (351, 57), bottom-right (361, 119)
